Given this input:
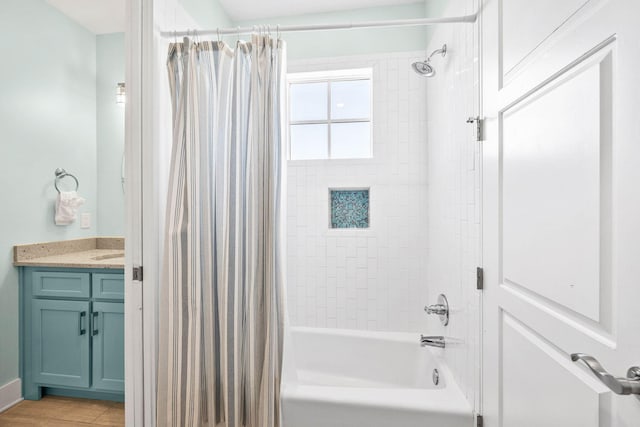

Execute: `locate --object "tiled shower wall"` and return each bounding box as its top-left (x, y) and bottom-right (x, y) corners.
top-left (424, 0), bottom-right (481, 409)
top-left (286, 51), bottom-right (430, 332)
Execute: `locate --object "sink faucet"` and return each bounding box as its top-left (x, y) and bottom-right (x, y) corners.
top-left (420, 335), bottom-right (446, 348)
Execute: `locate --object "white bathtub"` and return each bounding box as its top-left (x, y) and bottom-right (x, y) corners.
top-left (281, 327), bottom-right (473, 427)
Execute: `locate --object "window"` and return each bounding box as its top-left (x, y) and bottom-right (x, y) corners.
top-left (288, 69), bottom-right (372, 160)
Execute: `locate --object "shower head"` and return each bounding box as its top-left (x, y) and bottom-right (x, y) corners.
top-left (412, 60), bottom-right (436, 77)
top-left (412, 44), bottom-right (447, 77)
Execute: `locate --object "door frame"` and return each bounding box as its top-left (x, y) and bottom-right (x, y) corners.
top-left (124, 0), bottom-right (148, 424)
top-left (126, 0), bottom-right (190, 424)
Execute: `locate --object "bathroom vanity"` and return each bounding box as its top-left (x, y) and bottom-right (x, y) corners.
top-left (14, 238), bottom-right (124, 402)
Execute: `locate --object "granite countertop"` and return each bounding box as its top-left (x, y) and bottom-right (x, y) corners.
top-left (13, 237), bottom-right (124, 269)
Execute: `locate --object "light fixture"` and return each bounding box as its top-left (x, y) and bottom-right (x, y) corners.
top-left (116, 82), bottom-right (126, 104)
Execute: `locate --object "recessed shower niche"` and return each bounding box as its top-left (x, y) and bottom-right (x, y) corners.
top-left (329, 188), bottom-right (370, 229)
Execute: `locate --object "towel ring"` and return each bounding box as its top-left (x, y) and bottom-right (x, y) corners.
top-left (54, 168), bottom-right (79, 193)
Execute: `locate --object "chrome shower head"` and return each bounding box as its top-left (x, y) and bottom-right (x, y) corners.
top-left (412, 60), bottom-right (436, 77)
top-left (412, 44), bottom-right (447, 77)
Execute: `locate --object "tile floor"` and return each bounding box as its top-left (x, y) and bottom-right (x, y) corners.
top-left (0, 395), bottom-right (124, 426)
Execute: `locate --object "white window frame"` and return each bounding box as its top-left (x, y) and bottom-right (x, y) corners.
top-left (287, 68), bottom-right (373, 160)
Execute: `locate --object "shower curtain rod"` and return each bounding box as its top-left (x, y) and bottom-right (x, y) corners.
top-left (160, 13), bottom-right (477, 38)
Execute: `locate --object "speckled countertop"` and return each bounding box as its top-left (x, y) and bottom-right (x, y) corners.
top-left (13, 237), bottom-right (124, 269)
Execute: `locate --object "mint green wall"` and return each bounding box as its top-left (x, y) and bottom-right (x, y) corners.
top-left (179, 0), bottom-right (232, 29)
top-left (235, 2), bottom-right (427, 59)
top-left (97, 33), bottom-right (125, 236)
top-left (176, 0), bottom-right (451, 59)
top-left (424, 0), bottom-right (449, 46)
top-left (0, 0), bottom-right (97, 388)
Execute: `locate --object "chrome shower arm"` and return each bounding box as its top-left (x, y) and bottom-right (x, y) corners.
top-left (426, 44), bottom-right (447, 61)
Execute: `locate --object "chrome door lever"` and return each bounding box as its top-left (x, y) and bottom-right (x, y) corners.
top-left (571, 353), bottom-right (640, 395)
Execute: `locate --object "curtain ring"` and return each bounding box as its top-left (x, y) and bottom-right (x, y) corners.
top-left (277, 24), bottom-right (281, 41)
top-left (217, 28), bottom-right (221, 44)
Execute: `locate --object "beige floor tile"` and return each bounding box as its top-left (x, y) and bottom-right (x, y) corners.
top-left (40, 420), bottom-right (97, 427)
top-left (52, 399), bottom-right (111, 423)
top-left (94, 406), bottom-right (125, 426)
top-left (2, 399), bottom-right (73, 421)
top-left (0, 414), bottom-right (42, 426)
top-left (0, 396), bottom-right (123, 427)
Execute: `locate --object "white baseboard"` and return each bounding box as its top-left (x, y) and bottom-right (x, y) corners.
top-left (0, 378), bottom-right (22, 413)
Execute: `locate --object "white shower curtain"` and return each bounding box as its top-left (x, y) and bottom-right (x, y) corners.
top-left (157, 34), bottom-right (287, 427)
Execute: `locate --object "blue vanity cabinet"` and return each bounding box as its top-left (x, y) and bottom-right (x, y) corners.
top-left (21, 267), bottom-right (125, 401)
top-left (31, 299), bottom-right (91, 388)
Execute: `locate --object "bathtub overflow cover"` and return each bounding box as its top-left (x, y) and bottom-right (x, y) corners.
top-left (432, 369), bottom-right (440, 386)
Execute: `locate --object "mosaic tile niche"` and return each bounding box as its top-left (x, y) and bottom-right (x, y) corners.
top-left (330, 189), bottom-right (370, 228)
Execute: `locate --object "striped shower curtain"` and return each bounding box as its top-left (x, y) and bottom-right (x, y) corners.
top-left (157, 34), bottom-right (287, 427)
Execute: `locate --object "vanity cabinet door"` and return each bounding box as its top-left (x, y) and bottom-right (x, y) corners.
top-left (31, 299), bottom-right (90, 388)
top-left (91, 301), bottom-right (124, 392)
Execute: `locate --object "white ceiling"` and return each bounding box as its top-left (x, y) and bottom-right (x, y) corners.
top-left (46, 0), bottom-right (125, 35)
top-left (220, 0), bottom-right (421, 22)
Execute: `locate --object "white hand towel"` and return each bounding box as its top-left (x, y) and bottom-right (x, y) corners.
top-left (55, 191), bottom-right (85, 225)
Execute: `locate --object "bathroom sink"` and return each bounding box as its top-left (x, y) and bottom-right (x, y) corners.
top-left (91, 253), bottom-right (124, 261)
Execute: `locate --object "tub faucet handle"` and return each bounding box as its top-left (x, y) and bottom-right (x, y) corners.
top-left (424, 304), bottom-right (447, 315)
top-left (424, 294), bottom-right (450, 326)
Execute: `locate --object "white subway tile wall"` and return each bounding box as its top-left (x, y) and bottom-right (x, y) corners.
top-left (286, 51), bottom-right (430, 333)
top-left (424, 0), bottom-right (481, 410)
top-left (285, 7), bottom-right (480, 411)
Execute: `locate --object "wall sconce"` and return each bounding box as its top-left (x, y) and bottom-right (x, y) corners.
top-left (116, 82), bottom-right (126, 104)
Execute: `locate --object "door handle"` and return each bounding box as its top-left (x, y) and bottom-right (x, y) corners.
top-left (92, 311), bottom-right (99, 336)
top-left (79, 311), bottom-right (87, 335)
top-left (571, 353), bottom-right (640, 395)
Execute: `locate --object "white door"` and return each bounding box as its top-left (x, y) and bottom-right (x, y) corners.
top-left (482, 0), bottom-right (640, 425)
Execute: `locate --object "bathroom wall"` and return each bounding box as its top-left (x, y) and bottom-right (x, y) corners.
top-left (0, 0), bottom-right (98, 390)
top-left (173, 0), bottom-right (430, 59)
top-left (424, 0), bottom-right (449, 45)
top-left (235, 2), bottom-right (428, 59)
top-left (424, 0), bottom-right (480, 409)
top-left (97, 33), bottom-right (126, 236)
top-left (178, 0), bottom-right (232, 29)
top-left (286, 51), bottom-right (429, 332)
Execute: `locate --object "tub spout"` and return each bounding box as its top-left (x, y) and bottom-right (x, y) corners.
top-left (420, 335), bottom-right (445, 348)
